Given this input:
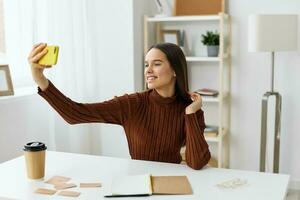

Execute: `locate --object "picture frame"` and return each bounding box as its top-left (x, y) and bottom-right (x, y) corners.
top-left (161, 30), bottom-right (180, 45)
top-left (0, 65), bottom-right (14, 96)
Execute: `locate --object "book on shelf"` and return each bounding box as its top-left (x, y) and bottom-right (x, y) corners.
top-left (194, 88), bottom-right (219, 97)
top-left (104, 174), bottom-right (193, 197)
top-left (204, 131), bottom-right (218, 137)
top-left (204, 125), bottom-right (218, 137)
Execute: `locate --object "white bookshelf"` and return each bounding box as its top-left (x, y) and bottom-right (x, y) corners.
top-left (144, 13), bottom-right (231, 168)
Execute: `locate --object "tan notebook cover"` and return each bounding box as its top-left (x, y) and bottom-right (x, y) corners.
top-left (151, 176), bottom-right (193, 195)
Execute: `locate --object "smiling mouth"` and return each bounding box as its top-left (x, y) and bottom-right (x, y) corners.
top-left (146, 76), bottom-right (157, 82)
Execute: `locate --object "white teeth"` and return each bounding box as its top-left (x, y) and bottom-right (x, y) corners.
top-left (147, 76), bottom-right (157, 81)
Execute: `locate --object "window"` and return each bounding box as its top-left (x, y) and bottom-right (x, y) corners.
top-left (0, 0), bottom-right (36, 89)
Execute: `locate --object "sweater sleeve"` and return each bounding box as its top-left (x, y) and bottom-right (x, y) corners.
top-left (184, 109), bottom-right (211, 170)
top-left (38, 81), bottom-right (134, 125)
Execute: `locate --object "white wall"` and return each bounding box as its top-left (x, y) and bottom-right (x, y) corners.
top-left (228, 0), bottom-right (300, 181)
top-left (89, 0), bottom-right (151, 158)
top-left (89, 0), bottom-right (135, 158)
top-left (0, 94), bottom-right (55, 161)
top-left (133, 0), bottom-right (148, 91)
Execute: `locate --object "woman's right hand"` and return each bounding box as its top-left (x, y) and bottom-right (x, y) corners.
top-left (28, 43), bottom-right (50, 91)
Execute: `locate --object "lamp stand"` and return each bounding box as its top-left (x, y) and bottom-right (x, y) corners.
top-left (260, 52), bottom-right (282, 173)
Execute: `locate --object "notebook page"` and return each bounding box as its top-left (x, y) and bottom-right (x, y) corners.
top-left (110, 174), bottom-right (152, 196)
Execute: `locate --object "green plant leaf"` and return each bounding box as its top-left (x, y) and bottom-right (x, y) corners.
top-left (201, 31), bottom-right (219, 46)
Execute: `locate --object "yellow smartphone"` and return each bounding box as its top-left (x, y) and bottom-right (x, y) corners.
top-left (38, 45), bottom-right (59, 66)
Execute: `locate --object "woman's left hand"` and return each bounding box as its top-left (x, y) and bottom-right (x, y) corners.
top-left (185, 92), bottom-right (202, 114)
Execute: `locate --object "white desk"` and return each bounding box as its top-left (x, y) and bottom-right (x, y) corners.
top-left (0, 151), bottom-right (289, 200)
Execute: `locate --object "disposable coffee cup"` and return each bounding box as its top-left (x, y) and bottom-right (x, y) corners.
top-left (23, 142), bottom-right (47, 179)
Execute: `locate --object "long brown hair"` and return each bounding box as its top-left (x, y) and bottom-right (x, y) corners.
top-left (148, 43), bottom-right (191, 103)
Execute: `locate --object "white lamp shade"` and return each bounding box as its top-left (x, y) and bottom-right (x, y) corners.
top-left (248, 14), bottom-right (298, 52)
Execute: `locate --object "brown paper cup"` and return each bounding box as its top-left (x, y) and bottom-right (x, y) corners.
top-left (24, 142), bottom-right (47, 179)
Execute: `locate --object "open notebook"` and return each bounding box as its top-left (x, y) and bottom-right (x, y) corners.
top-left (104, 174), bottom-right (193, 197)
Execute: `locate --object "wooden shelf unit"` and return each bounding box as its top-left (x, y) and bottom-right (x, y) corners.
top-left (144, 13), bottom-right (231, 168)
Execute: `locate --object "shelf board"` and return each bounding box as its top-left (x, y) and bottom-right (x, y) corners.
top-left (186, 56), bottom-right (220, 62)
top-left (147, 15), bottom-right (221, 22)
top-left (186, 53), bottom-right (228, 62)
top-left (205, 135), bottom-right (220, 142)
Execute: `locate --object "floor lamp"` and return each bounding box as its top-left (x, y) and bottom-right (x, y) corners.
top-left (248, 14), bottom-right (298, 173)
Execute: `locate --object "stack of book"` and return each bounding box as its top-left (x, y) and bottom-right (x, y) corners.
top-left (204, 125), bottom-right (218, 137)
top-left (194, 88), bottom-right (219, 97)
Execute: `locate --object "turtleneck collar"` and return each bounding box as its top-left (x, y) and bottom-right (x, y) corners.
top-left (149, 89), bottom-right (177, 105)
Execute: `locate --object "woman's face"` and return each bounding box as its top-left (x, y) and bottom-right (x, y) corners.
top-left (144, 48), bottom-right (176, 91)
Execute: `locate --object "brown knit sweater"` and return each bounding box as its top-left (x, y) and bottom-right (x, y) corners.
top-left (38, 81), bottom-right (211, 170)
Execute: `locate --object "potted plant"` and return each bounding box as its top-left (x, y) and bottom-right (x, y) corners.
top-left (201, 31), bottom-right (219, 57)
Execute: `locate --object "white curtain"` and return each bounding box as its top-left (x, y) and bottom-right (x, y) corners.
top-left (4, 0), bottom-right (99, 154)
top-left (4, 0), bottom-right (142, 157)
top-left (45, 0), bottom-right (97, 153)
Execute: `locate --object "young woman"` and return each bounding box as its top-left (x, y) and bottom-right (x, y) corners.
top-left (28, 42), bottom-right (211, 170)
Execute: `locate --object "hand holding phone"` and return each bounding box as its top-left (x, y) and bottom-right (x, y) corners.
top-left (38, 45), bottom-right (59, 66)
